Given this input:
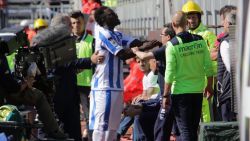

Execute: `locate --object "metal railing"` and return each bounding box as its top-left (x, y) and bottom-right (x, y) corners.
top-left (116, 0), bottom-right (237, 38)
top-left (5, 0), bottom-right (74, 26)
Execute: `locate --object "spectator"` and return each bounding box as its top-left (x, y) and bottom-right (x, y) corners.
top-left (47, 13), bottom-right (92, 141)
top-left (163, 11), bottom-right (213, 141)
top-left (82, 0), bottom-right (101, 14)
top-left (123, 58), bottom-right (144, 104)
top-left (214, 5), bottom-right (237, 49)
top-left (212, 5), bottom-right (237, 121)
top-left (217, 11), bottom-right (237, 121)
top-left (33, 18), bottom-right (48, 33)
top-left (86, 8), bottom-right (98, 36)
top-left (132, 23), bottom-right (175, 94)
top-left (117, 57), bottom-right (160, 141)
top-left (20, 20), bottom-right (36, 44)
top-left (132, 58), bottom-right (160, 102)
top-left (132, 23), bottom-right (177, 141)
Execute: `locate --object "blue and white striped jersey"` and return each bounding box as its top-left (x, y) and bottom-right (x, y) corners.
top-left (91, 25), bottom-right (135, 91)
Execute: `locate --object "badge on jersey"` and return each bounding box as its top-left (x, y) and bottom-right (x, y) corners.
top-left (108, 38), bottom-right (119, 48)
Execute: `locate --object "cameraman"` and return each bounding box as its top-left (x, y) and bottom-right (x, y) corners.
top-left (0, 43), bottom-right (67, 139)
top-left (31, 14), bottom-right (94, 141)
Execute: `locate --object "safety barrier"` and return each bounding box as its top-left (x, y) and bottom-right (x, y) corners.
top-left (116, 0), bottom-right (237, 38)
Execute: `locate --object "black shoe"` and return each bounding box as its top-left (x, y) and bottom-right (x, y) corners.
top-left (48, 130), bottom-right (68, 139)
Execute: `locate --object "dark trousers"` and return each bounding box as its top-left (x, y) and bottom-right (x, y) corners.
top-left (133, 99), bottom-right (160, 141)
top-left (213, 84), bottom-right (222, 121)
top-left (154, 106), bottom-right (174, 141)
top-left (117, 98), bottom-right (160, 140)
top-left (133, 109), bottom-right (159, 141)
top-left (154, 100), bottom-right (181, 141)
top-left (54, 89), bottom-right (81, 141)
top-left (133, 115), bottom-right (146, 141)
top-left (220, 98), bottom-right (235, 121)
top-left (172, 94), bottom-right (203, 141)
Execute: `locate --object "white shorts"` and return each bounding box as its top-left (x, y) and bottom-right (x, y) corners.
top-left (89, 90), bottom-right (123, 131)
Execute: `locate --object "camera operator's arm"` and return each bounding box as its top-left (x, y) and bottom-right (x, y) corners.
top-left (68, 58), bottom-right (92, 70)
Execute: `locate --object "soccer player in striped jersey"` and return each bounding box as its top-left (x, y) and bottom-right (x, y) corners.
top-left (89, 6), bottom-right (162, 141)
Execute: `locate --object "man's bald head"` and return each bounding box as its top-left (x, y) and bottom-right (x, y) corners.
top-left (172, 11), bottom-right (187, 28)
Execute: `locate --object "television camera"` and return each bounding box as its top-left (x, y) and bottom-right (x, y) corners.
top-left (0, 26), bottom-right (76, 82)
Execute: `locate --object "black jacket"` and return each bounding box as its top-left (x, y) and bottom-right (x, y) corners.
top-left (0, 55), bottom-right (20, 94)
top-left (217, 34), bottom-right (232, 103)
top-left (54, 58), bottom-right (92, 101)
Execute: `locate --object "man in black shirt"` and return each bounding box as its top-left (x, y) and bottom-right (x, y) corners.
top-left (131, 23), bottom-right (177, 141)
